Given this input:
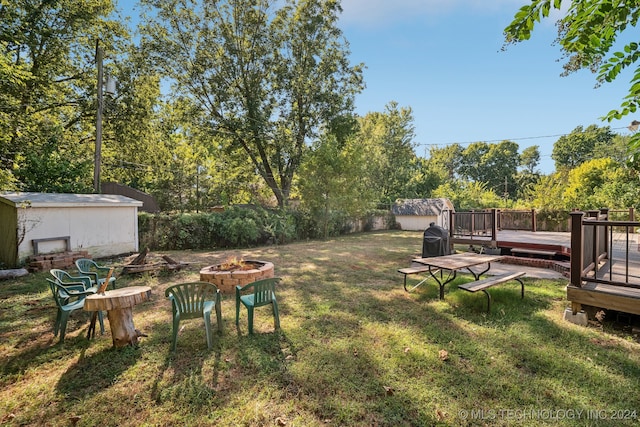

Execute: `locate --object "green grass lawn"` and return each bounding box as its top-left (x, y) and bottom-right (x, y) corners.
top-left (1, 230), bottom-right (639, 426)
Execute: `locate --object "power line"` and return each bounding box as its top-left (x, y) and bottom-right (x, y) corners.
top-left (416, 126), bottom-right (631, 147)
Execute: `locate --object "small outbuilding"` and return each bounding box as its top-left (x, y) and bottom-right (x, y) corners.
top-left (0, 192), bottom-right (143, 268)
top-left (392, 198), bottom-right (454, 231)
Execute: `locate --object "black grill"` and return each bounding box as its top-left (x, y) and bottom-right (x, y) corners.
top-left (422, 223), bottom-right (451, 257)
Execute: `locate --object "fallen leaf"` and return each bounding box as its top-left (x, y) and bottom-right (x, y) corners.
top-left (276, 416), bottom-right (287, 426)
top-left (383, 385), bottom-right (394, 396)
top-left (438, 349), bottom-right (449, 361)
top-left (436, 409), bottom-right (446, 420)
top-left (69, 415), bottom-right (82, 426)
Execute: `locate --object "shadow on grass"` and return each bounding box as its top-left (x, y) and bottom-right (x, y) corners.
top-left (147, 318), bottom-right (225, 409)
top-left (56, 344), bottom-right (141, 399)
top-left (0, 295), bottom-right (99, 381)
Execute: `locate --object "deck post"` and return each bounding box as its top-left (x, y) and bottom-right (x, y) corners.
top-left (531, 208), bottom-right (537, 232)
top-left (491, 209), bottom-right (498, 241)
top-left (587, 210), bottom-right (600, 276)
top-left (600, 208), bottom-right (609, 260)
top-left (570, 211), bottom-right (584, 292)
top-left (449, 209), bottom-right (454, 242)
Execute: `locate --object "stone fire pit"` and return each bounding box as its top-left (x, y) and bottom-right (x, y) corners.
top-left (199, 260), bottom-right (275, 294)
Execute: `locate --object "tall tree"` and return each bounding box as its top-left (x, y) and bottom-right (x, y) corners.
top-left (139, 0), bottom-right (364, 207)
top-left (514, 145), bottom-right (541, 201)
top-left (504, 1), bottom-right (640, 164)
top-left (520, 145), bottom-right (540, 174)
top-left (0, 0), bottom-right (127, 191)
top-left (552, 125), bottom-right (615, 170)
top-left (458, 140), bottom-right (520, 197)
top-left (357, 102), bottom-right (418, 204)
top-left (427, 144), bottom-right (463, 180)
top-left (297, 133), bottom-right (374, 238)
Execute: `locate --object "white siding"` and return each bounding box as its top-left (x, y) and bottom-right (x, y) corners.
top-left (16, 205), bottom-right (139, 260)
top-left (0, 192), bottom-right (142, 265)
top-left (396, 215), bottom-right (438, 231)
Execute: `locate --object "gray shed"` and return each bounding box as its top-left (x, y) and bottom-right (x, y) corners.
top-left (391, 198), bottom-right (454, 231)
top-left (0, 192), bottom-right (143, 267)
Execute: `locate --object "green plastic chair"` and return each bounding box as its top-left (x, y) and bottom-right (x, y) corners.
top-left (75, 258), bottom-right (117, 289)
top-left (47, 278), bottom-right (104, 343)
top-left (235, 277), bottom-right (281, 334)
top-left (49, 268), bottom-right (98, 294)
top-left (165, 281), bottom-right (222, 351)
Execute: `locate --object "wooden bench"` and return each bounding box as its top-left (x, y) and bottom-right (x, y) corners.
top-left (32, 236), bottom-right (71, 255)
top-left (398, 265), bottom-right (437, 292)
top-left (458, 271), bottom-right (526, 312)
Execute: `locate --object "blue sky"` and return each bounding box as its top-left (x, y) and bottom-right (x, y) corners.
top-left (119, 0), bottom-right (636, 174)
top-left (338, 0), bottom-right (634, 174)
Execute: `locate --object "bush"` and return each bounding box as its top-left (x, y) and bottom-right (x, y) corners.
top-left (137, 206), bottom-right (393, 250)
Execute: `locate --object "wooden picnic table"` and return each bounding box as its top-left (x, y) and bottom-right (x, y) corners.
top-left (412, 253), bottom-right (503, 299)
top-left (84, 286), bottom-right (151, 348)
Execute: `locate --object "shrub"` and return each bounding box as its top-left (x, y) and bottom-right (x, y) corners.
top-left (137, 206), bottom-right (393, 250)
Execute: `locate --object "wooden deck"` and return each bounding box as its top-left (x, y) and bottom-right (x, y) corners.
top-left (454, 230), bottom-right (571, 257)
top-left (461, 229), bottom-right (640, 286)
top-left (451, 210), bottom-right (640, 316)
top-left (567, 282), bottom-right (640, 316)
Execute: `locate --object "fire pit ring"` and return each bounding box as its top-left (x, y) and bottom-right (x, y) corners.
top-left (199, 260), bottom-right (275, 294)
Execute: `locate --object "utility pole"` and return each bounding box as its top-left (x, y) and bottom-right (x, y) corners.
top-left (94, 42), bottom-right (115, 193)
top-left (94, 42), bottom-right (104, 193)
top-left (503, 176), bottom-right (509, 206)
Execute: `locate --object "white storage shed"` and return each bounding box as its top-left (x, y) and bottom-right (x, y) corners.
top-left (391, 198), bottom-right (454, 231)
top-left (0, 192), bottom-right (143, 267)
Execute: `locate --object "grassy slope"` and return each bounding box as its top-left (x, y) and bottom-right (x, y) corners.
top-left (1, 231), bottom-right (639, 426)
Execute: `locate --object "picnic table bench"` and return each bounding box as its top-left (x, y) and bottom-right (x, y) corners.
top-left (398, 265), bottom-right (437, 292)
top-left (458, 271), bottom-right (526, 312)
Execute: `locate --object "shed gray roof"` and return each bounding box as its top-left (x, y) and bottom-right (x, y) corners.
top-left (0, 192), bottom-right (143, 208)
top-left (391, 198), bottom-right (453, 216)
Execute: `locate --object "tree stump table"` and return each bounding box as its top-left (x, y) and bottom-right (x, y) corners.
top-left (84, 286), bottom-right (152, 348)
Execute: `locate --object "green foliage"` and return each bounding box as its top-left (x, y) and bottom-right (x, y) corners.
top-left (433, 180), bottom-right (504, 210)
top-left (139, 0), bottom-right (364, 207)
top-left (297, 132), bottom-right (375, 238)
top-left (504, 0), bottom-right (640, 165)
top-left (427, 144), bottom-right (463, 180)
top-left (521, 172), bottom-right (568, 211)
top-left (0, 0), bottom-right (128, 191)
top-left (139, 205), bottom-right (391, 250)
top-left (356, 102), bottom-right (420, 204)
top-left (458, 140), bottom-right (521, 198)
top-left (519, 145), bottom-right (541, 174)
top-left (15, 131), bottom-right (93, 193)
top-left (563, 157), bottom-right (629, 209)
top-left (220, 216), bottom-right (260, 247)
top-left (552, 125), bottom-right (616, 170)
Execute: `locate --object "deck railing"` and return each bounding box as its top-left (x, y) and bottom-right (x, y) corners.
top-left (570, 209), bottom-right (639, 288)
top-left (497, 209), bottom-right (536, 232)
top-left (449, 209), bottom-right (497, 246)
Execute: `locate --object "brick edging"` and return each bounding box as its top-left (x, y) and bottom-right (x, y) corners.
top-left (500, 255), bottom-right (570, 277)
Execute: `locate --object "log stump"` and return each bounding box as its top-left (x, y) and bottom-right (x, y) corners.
top-left (84, 286), bottom-right (151, 348)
